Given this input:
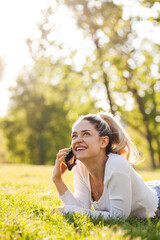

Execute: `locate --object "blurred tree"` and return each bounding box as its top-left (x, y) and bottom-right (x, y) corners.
top-left (1, 59), bottom-right (96, 164)
top-left (112, 47), bottom-right (160, 168)
top-left (2, 67), bottom-right (72, 164)
top-left (110, 1), bottom-right (160, 168)
top-left (62, 0), bottom-right (131, 115)
top-left (0, 129), bottom-right (8, 163)
top-left (142, 0), bottom-right (160, 8)
top-left (1, 3), bottom-right (97, 165)
top-left (26, 4), bottom-right (97, 120)
top-left (62, 0), bottom-right (160, 168)
top-left (0, 57), bottom-right (6, 163)
top-left (25, 0), bottom-right (160, 167)
top-left (3, 1), bottom-right (160, 168)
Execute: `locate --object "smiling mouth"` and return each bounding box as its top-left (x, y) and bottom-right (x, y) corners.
top-left (75, 147), bottom-right (87, 152)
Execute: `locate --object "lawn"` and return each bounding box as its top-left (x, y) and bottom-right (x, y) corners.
top-left (0, 164), bottom-right (160, 240)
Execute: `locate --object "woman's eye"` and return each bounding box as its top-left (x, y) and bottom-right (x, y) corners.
top-left (72, 135), bottom-right (77, 139)
top-left (84, 132), bottom-right (90, 136)
top-left (72, 132), bottom-right (90, 138)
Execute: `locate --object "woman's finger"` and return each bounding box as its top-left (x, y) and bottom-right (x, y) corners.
top-left (50, 207), bottom-right (64, 215)
top-left (55, 155), bottom-right (66, 164)
top-left (56, 149), bottom-right (71, 160)
top-left (58, 148), bottom-right (71, 154)
top-left (57, 151), bottom-right (69, 159)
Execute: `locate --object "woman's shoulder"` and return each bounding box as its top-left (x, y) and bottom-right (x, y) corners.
top-left (106, 153), bottom-right (132, 174)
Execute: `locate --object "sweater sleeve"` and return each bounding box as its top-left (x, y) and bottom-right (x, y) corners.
top-left (64, 205), bottom-right (110, 219)
top-left (59, 162), bottom-right (91, 209)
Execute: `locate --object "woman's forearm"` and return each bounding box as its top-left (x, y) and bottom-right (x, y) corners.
top-left (52, 148), bottom-right (71, 196)
top-left (53, 177), bottom-right (68, 196)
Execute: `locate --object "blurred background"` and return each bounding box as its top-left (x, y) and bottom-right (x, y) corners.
top-left (0, 0), bottom-right (160, 169)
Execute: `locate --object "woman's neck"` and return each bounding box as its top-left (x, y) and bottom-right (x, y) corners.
top-left (83, 152), bottom-right (108, 183)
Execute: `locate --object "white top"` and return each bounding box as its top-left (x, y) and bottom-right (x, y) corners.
top-left (59, 153), bottom-right (158, 219)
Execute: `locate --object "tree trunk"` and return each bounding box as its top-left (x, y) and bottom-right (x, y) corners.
top-left (130, 88), bottom-right (156, 168)
top-left (158, 149), bottom-right (160, 167)
top-left (103, 71), bottom-right (115, 115)
top-left (152, 87), bottom-right (160, 167)
top-left (145, 126), bottom-right (156, 168)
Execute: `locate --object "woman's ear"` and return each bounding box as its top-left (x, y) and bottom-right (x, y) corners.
top-left (101, 136), bottom-right (109, 149)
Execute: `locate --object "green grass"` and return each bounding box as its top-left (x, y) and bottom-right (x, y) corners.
top-left (0, 164), bottom-right (159, 240)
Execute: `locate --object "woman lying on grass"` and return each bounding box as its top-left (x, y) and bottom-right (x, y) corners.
top-left (51, 112), bottom-right (160, 220)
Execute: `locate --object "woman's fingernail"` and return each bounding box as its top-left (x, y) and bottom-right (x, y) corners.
top-left (64, 154), bottom-right (66, 156)
top-left (69, 148), bottom-right (72, 150)
top-left (66, 151), bottom-right (69, 153)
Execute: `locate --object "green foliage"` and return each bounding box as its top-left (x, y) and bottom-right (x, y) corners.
top-left (1, 67), bottom-right (72, 164)
top-left (1, 59), bottom-right (96, 164)
top-left (62, 0), bottom-right (160, 168)
top-left (1, 0), bottom-right (160, 168)
top-left (0, 129), bottom-right (8, 163)
top-left (0, 164), bottom-right (160, 240)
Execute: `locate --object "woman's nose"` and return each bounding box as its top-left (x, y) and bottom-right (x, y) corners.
top-left (73, 135), bottom-right (83, 143)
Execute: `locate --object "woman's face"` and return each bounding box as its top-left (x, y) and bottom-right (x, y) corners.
top-left (71, 120), bottom-right (107, 161)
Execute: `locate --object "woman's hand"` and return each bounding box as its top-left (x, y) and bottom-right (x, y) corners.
top-left (50, 206), bottom-right (64, 215)
top-left (52, 148), bottom-right (70, 182)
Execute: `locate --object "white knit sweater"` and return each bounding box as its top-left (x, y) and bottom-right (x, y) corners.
top-left (59, 153), bottom-right (158, 219)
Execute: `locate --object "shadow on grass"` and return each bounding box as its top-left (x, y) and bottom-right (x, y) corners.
top-left (64, 213), bottom-right (160, 240)
top-left (31, 207), bottom-right (160, 239)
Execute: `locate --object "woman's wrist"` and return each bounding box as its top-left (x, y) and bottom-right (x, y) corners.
top-left (52, 175), bottom-right (62, 183)
top-left (52, 177), bottom-right (68, 196)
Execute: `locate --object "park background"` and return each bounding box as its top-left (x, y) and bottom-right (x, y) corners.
top-left (0, 1), bottom-right (160, 239)
top-left (0, 0), bottom-right (160, 169)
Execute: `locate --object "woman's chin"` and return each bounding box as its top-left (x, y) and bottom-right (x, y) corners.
top-left (75, 154), bottom-right (87, 160)
top-left (76, 154), bottom-right (91, 162)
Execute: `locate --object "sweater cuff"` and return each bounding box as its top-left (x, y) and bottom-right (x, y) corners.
top-left (64, 205), bottom-right (86, 215)
top-left (63, 205), bottom-right (110, 220)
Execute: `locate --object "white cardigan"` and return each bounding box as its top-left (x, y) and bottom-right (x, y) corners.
top-left (59, 153), bottom-right (158, 219)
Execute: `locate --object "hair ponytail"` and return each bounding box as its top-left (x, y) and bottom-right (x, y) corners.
top-left (98, 112), bottom-right (139, 163)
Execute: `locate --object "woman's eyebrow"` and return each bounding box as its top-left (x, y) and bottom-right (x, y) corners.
top-left (72, 129), bottom-right (91, 134)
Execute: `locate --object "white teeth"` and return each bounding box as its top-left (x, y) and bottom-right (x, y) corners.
top-left (76, 147), bottom-right (86, 151)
